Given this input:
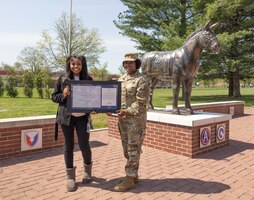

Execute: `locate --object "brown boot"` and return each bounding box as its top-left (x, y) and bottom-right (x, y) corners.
top-left (114, 176), bottom-right (135, 192)
top-left (82, 162), bottom-right (92, 184)
top-left (66, 167), bottom-right (77, 192)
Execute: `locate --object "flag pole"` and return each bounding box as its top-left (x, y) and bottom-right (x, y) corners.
top-left (68, 0), bottom-right (72, 56)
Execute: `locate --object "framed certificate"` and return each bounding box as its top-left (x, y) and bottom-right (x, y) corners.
top-left (66, 80), bottom-right (121, 113)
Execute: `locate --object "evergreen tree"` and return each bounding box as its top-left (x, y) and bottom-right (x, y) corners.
top-left (114, 0), bottom-right (199, 52)
top-left (198, 0), bottom-right (254, 97)
top-left (114, 0), bottom-right (215, 99)
top-left (115, 0), bottom-right (253, 98)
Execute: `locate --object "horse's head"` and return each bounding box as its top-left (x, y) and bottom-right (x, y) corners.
top-left (198, 20), bottom-right (221, 52)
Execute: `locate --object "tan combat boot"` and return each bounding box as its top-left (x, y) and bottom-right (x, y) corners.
top-left (114, 176), bottom-right (135, 192)
top-left (66, 167), bottom-right (77, 192)
top-left (117, 175), bottom-right (139, 184)
top-left (134, 175), bottom-right (139, 183)
top-left (82, 162), bottom-right (92, 184)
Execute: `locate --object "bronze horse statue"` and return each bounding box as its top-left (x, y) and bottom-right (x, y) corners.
top-left (141, 21), bottom-right (220, 114)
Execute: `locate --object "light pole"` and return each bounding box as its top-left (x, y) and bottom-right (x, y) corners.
top-left (68, 0), bottom-right (73, 56)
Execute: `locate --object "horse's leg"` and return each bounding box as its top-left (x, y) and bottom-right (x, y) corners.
top-left (184, 79), bottom-right (194, 114)
top-left (172, 79), bottom-right (181, 114)
top-left (148, 78), bottom-right (159, 109)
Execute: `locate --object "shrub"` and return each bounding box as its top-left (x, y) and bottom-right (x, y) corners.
top-left (0, 77), bottom-right (4, 97)
top-left (5, 75), bottom-right (18, 98)
top-left (22, 70), bottom-right (34, 98)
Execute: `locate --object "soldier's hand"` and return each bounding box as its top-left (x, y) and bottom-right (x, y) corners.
top-left (117, 109), bottom-right (126, 119)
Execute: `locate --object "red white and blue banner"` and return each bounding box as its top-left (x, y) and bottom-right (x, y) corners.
top-left (200, 126), bottom-right (211, 148)
top-left (21, 128), bottom-right (42, 151)
top-left (216, 123), bottom-right (226, 143)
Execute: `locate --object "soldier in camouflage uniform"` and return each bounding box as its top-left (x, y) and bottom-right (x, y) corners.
top-left (114, 53), bottom-right (150, 192)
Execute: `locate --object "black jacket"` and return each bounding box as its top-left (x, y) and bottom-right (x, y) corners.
top-left (51, 75), bottom-right (92, 140)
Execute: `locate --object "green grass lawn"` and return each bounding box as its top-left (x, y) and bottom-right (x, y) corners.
top-left (153, 87), bottom-right (254, 107)
top-left (0, 87), bottom-right (254, 128)
top-left (0, 88), bottom-right (108, 129)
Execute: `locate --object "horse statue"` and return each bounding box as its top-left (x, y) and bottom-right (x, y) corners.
top-left (141, 20), bottom-right (220, 115)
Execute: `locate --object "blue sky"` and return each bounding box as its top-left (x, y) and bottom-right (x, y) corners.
top-left (0, 0), bottom-right (138, 73)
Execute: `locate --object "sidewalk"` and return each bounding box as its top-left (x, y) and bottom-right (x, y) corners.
top-left (1, 108), bottom-right (254, 200)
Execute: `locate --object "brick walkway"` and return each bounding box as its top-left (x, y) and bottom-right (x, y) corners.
top-left (1, 108), bottom-right (254, 200)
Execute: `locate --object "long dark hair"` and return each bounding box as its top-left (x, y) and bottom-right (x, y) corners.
top-left (135, 59), bottom-right (141, 69)
top-left (65, 55), bottom-right (89, 80)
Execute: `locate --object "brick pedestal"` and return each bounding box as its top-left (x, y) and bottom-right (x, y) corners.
top-left (108, 111), bottom-right (232, 158)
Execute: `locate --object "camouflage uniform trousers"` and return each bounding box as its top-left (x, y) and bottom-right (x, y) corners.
top-left (118, 117), bottom-right (146, 177)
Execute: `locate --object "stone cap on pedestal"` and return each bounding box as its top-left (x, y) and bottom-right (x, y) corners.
top-left (165, 100), bottom-right (244, 110)
top-left (147, 110), bottom-right (232, 127)
top-left (0, 115), bottom-right (56, 129)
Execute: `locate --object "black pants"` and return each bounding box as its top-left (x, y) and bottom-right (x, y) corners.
top-left (61, 115), bottom-right (91, 168)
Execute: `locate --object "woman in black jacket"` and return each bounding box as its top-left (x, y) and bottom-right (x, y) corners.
top-left (51, 55), bottom-right (93, 192)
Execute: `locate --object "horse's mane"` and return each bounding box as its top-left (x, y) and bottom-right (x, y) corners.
top-left (185, 28), bottom-right (202, 43)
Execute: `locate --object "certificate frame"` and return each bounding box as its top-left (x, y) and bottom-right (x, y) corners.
top-left (66, 80), bottom-right (121, 113)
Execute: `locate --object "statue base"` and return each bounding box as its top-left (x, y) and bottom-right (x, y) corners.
top-left (164, 100), bottom-right (244, 116)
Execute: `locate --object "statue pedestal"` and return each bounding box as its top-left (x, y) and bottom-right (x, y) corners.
top-left (165, 100), bottom-right (244, 116)
top-left (108, 110), bottom-right (232, 158)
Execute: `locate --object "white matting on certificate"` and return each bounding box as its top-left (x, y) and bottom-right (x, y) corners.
top-left (101, 87), bottom-right (117, 106)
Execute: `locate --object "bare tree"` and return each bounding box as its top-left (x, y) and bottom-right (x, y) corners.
top-left (38, 12), bottom-right (106, 71)
top-left (18, 47), bottom-right (45, 73)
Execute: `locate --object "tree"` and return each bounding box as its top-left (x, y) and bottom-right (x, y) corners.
top-left (18, 47), bottom-right (46, 73)
top-left (198, 0), bottom-right (254, 97)
top-left (38, 12), bottom-right (106, 70)
top-left (5, 68), bottom-right (19, 98)
top-left (90, 63), bottom-right (110, 81)
top-left (0, 77), bottom-right (4, 97)
top-left (114, 0), bottom-right (212, 99)
top-left (1, 63), bottom-right (13, 71)
top-left (22, 70), bottom-right (34, 98)
top-left (115, 0), bottom-right (253, 98)
top-left (34, 67), bottom-right (52, 99)
top-left (34, 70), bottom-right (44, 98)
top-left (41, 67), bottom-right (52, 99)
top-left (114, 0), bottom-right (213, 52)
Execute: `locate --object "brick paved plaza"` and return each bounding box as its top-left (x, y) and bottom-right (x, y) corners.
top-left (1, 108), bottom-right (254, 200)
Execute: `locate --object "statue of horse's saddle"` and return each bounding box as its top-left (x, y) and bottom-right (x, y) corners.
top-left (146, 53), bottom-right (172, 75)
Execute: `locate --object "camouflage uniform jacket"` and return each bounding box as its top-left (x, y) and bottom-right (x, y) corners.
top-left (118, 70), bottom-right (149, 128)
